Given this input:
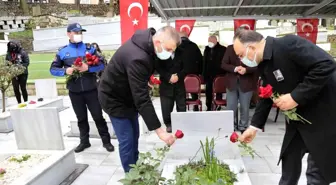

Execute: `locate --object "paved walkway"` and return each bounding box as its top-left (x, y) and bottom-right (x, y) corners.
top-left (0, 95), bottom-right (324, 185)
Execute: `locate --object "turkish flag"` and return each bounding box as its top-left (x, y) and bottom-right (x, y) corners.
top-left (175, 20), bottom-right (196, 37)
top-left (120, 0), bottom-right (148, 44)
top-left (296, 19), bottom-right (319, 44)
top-left (234, 19), bottom-right (256, 32)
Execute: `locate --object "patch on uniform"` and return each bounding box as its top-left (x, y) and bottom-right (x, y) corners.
top-left (65, 52), bottom-right (70, 57)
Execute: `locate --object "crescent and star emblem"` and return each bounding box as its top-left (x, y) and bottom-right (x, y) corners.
top-left (179, 24), bottom-right (191, 33)
top-left (301, 23), bottom-right (314, 37)
top-left (127, 2), bottom-right (143, 26)
top-left (239, 24), bottom-right (251, 30)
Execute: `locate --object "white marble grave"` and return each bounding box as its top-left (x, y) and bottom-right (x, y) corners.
top-left (7, 97), bottom-right (65, 112)
top-left (161, 111), bottom-right (252, 185)
top-left (10, 107), bottom-right (65, 150)
top-left (0, 112), bottom-right (12, 133)
top-left (35, 79), bottom-right (58, 99)
top-left (8, 149), bottom-right (76, 185)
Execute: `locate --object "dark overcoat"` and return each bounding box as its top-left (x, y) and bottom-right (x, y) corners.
top-left (251, 35), bottom-right (336, 183)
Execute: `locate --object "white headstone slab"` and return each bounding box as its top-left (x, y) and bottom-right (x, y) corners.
top-left (10, 107), bottom-right (64, 150)
top-left (171, 111), bottom-right (234, 135)
top-left (35, 79), bottom-right (58, 99)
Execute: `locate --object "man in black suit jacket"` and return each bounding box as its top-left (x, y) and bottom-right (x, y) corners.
top-left (155, 47), bottom-right (186, 133)
top-left (234, 29), bottom-right (336, 185)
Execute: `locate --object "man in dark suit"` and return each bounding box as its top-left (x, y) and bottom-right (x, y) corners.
top-left (98, 26), bottom-right (179, 172)
top-left (179, 32), bottom-right (203, 111)
top-left (203, 35), bottom-right (226, 111)
top-left (155, 47), bottom-right (186, 133)
top-left (222, 44), bottom-right (258, 133)
top-left (236, 29), bottom-right (336, 185)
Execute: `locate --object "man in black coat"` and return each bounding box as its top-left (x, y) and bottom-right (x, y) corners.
top-left (6, 41), bottom-right (29, 104)
top-left (155, 46), bottom-right (186, 133)
top-left (236, 29), bottom-right (336, 185)
top-left (98, 26), bottom-right (179, 173)
top-left (203, 35), bottom-right (226, 111)
top-left (179, 32), bottom-right (203, 111)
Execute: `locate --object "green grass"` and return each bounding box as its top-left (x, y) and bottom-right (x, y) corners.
top-left (27, 51), bottom-right (115, 82)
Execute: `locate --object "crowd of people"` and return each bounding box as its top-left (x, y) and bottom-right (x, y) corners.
top-left (5, 22), bottom-right (336, 184)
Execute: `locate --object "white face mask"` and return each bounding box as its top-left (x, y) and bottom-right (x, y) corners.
top-left (156, 43), bottom-right (172, 60)
top-left (73, 34), bottom-right (83, 43)
top-left (208, 42), bottom-right (215, 48)
top-left (241, 47), bottom-right (258, 67)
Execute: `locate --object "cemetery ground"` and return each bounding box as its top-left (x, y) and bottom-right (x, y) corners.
top-left (0, 95), bottom-right (327, 185)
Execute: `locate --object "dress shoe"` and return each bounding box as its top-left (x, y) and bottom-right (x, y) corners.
top-left (74, 143), bottom-right (91, 153)
top-left (103, 143), bottom-right (115, 152)
top-left (166, 126), bottom-right (172, 133)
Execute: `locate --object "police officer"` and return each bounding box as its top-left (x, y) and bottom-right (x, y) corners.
top-left (50, 23), bottom-right (114, 153)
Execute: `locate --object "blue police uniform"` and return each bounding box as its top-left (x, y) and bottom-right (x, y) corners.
top-left (49, 23), bottom-right (114, 153)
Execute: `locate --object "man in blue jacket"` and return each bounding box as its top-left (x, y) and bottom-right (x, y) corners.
top-left (50, 23), bottom-right (114, 153)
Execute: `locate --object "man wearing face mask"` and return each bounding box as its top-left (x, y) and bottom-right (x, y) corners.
top-left (98, 26), bottom-right (179, 173)
top-left (236, 29), bottom-right (336, 185)
top-left (203, 35), bottom-right (226, 111)
top-left (222, 43), bottom-right (258, 133)
top-left (50, 23), bottom-right (115, 153)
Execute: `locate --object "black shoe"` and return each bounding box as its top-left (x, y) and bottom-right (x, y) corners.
top-left (166, 126), bottom-right (172, 133)
top-left (103, 143), bottom-right (115, 152)
top-left (74, 143), bottom-right (91, 153)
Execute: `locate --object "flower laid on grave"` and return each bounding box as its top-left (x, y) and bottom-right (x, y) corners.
top-left (17, 103), bottom-right (27, 108)
top-left (149, 75), bottom-right (161, 97)
top-left (29, 100), bottom-right (36, 104)
top-left (174, 129), bottom-right (184, 139)
top-left (119, 129), bottom-right (241, 185)
top-left (0, 168), bottom-right (6, 177)
top-left (230, 132), bottom-right (258, 159)
top-left (0, 57), bottom-right (25, 113)
top-left (259, 84), bottom-right (311, 124)
top-left (9, 154), bottom-right (31, 163)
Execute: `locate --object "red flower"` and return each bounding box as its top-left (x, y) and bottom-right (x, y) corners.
top-left (259, 84), bottom-right (273, 98)
top-left (93, 58), bottom-right (99, 65)
top-left (85, 53), bottom-right (92, 61)
top-left (230, 132), bottom-right (239, 143)
top-left (175, 130), bottom-right (184, 139)
top-left (29, 100), bottom-right (36, 104)
top-left (91, 55), bottom-right (97, 61)
top-left (0, 168), bottom-right (6, 174)
top-left (74, 57), bottom-right (82, 67)
top-left (150, 75), bottom-right (161, 85)
top-left (87, 61), bottom-right (93, 66)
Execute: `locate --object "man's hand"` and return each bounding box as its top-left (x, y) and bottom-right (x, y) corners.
top-left (148, 82), bottom-right (153, 89)
top-left (237, 66), bottom-right (247, 75)
top-left (66, 67), bottom-right (75, 75)
top-left (169, 74), bottom-right (178, 84)
top-left (77, 63), bottom-right (89, 72)
top-left (239, 127), bottom-right (257, 143)
top-left (274, 93), bottom-right (298, 111)
top-left (155, 128), bottom-right (176, 146)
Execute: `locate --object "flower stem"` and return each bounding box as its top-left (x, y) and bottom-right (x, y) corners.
top-left (296, 113), bottom-right (312, 124)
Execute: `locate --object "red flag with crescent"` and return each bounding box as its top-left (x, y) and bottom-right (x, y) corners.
top-left (296, 19), bottom-right (319, 44)
top-left (175, 20), bottom-right (196, 37)
top-left (120, 0), bottom-right (148, 44)
top-left (234, 19), bottom-right (256, 32)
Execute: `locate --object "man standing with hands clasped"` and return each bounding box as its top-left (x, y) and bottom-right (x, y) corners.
top-left (234, 28), bottom-right (336, 185)
top-left (98, 26), bottom-right (179, 173)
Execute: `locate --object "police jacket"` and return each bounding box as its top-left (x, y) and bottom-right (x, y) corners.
top-left (49, 42), bottom-right (104, 93)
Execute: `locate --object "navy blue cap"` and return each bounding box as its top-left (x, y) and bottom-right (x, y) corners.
top-left (67, 23), bottom-right (86, 32)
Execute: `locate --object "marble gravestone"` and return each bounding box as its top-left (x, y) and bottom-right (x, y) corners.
top-left (10, 107), bottom-right (65, 150)
top-left (161, 111), bottom-right (252, 185)
top-left (35, 79), bottom-right (58, 99)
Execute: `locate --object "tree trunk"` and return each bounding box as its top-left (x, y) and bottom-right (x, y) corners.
top-left (1, 90), bottom-right (6, 113)
top-left (20, 0), bottom-right (29, 16)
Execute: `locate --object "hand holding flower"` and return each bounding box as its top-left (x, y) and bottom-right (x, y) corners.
top-left (274, 93), bottom-right (298, 111)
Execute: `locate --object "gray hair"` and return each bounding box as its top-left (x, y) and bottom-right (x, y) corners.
top-left (233, 28), bottom-right (264, 45)
top-left (155, 26), bottom-right (181, 46)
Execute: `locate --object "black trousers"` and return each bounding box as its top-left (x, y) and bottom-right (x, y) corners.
top-left (12, 74), bottom-right (28, 104)
top-left (69, 89), bottom-right (111, 144)
top-left (279, 133), bottom-right (328, 185)
top-left (160, 90), bottom-right (186, 127)
top-left (205, 79), bottom-right (223, 109)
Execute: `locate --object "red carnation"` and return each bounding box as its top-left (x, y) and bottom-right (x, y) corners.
top-left (93, 58), bottom-right (99, 65)
top-left (150, 75), bottom-right (161, 85)
top-left (230, 132), bottom-right (239, 143)
top-left (85, 53), bottom-right (92, 60)
top-left (91, 55), bottom-right (97, 61)
top-left (74, 57), bottom-right (82, 67)
top-left (174, 130), bottom-right (184, 139)
top-left (259, 84), bottom-right (273, 98)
